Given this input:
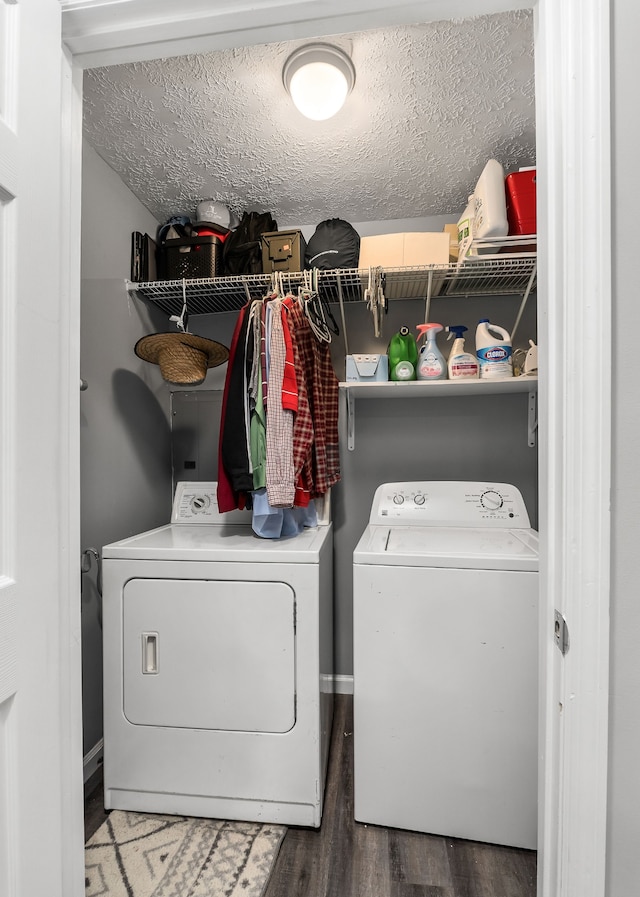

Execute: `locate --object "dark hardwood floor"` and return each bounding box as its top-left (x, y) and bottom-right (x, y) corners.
top-left (85, 695), bottom-right (536, 897)
top-left (263, 695), bottom-right (536, 897)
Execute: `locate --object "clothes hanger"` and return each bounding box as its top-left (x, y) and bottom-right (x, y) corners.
top-left (304, 293), bottom-right (331, 343)
top-left (300, 276), bottom-right (331, 343)
top-left (365, 267), bottom-right (382, 338)
top-left (169, 279), bottom-right (189, 331)
top-left (318, 292), bottom-right (340, 337)
top-left (298, 268), bottom-right (340, 342)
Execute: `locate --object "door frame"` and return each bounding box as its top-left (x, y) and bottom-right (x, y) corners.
top-left (534, 2), bottom-right (611, 894)
top-left (59, 2), bottom-right (611, 895)
top-left (58, 42), bottom-right (85, 896)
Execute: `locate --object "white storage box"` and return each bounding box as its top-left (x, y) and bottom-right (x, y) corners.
top-left (345, 354), bottom-right (389, 382)
top-left (358, 232), bottom-right (449, 269)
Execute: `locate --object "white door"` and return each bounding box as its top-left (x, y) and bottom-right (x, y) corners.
top-left (0, 1), bottom-right (84, 895)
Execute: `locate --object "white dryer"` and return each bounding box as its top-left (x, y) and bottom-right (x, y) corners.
top-left (353, 481), bottom-right (538, 849)
top-left (102, 482), bottom-right (333, 827)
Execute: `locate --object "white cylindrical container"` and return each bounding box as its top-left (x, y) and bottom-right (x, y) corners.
top-left (457, 194), bottom-right (476, 261)
top-left (473, 159), bottom-right (509, 241)
top-left (475, 319), bottom-right (513, 379)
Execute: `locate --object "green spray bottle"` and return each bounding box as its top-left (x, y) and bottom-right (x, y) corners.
top-left (387, 326), bottom-right (418, 381)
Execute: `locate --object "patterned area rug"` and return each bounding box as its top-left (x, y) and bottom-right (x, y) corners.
top-left (85, 810), bottom-right (286, 897)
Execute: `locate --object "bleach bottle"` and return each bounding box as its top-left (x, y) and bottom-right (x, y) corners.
top-left (446, 325), bottom-right (479, 379)
top-left (388, 326), bottom-right (418, 381)
top-left (416, 323), bottom-right (447, 380)
top-left (475, 318), bottom-right (513, 379)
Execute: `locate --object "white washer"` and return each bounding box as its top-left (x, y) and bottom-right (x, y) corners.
top-left (102, 482), bottom-right (333, 827)
top-left (353, 481), bottom-right (538, 849)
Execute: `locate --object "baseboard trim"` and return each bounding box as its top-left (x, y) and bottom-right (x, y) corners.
top-left (84, 738), bottom-right (104, 784)
top-left (333, 674), bottom-right (354, 695)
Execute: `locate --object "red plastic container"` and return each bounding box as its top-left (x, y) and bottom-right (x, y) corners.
top-left (505, 168), bottom-right (537, 236)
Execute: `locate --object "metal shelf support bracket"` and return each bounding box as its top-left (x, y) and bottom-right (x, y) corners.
top-left (346, 389), bottom-right (356, 451)
top-left (511, 261), bottom-right (537, 343)
top-left (528, 390), bottom-right (538, 447)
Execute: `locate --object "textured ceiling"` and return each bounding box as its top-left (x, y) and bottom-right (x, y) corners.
top-left (82, 9), bottom-right (535, 228)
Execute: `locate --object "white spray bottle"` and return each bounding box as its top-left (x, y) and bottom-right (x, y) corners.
top-left (446, 325), bottom-right (479, 379)
top-left (415, 323), bottom-right (447, 380)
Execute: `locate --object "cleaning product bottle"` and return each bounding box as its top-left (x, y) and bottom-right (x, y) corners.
top-left (457, 194), bottom-right (476, 261)
top-left (475, 318), bottom-right (513, 379)
top-left (446, 325), bottom-right (479, 379)
top-left (387, 326), bottom-right (418, 381)
top-left (473, 159), bottom-right (509, 242)
top-left (415, 323), bottom-right (447, 380)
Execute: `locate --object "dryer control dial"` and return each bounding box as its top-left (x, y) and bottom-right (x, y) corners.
top-left (480, 490), bottom-right (504, 511)
top-left (393, 493), bottom-right (405, 505)
top-left (413, 493), bottom-right (426, 505)
top-left (190, 494), bottom-right (211, 514)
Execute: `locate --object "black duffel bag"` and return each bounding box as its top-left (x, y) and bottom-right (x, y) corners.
top-left (222, 210), bottom-right (277, 276)
top-left (304, 218), bottom-right (360, 270)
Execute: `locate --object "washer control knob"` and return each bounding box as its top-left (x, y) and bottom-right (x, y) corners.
top-left (414, 493), bottom-right (425, 505)
top-left (191, 495), bottom-right (211, 513)
top-left (480, 490), bottom-right (504, 510)
top-left (392, 493), bottom-right (405, 505)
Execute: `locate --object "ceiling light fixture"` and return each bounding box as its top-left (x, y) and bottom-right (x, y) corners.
top-left (283, 43), bottom-right (356, 121)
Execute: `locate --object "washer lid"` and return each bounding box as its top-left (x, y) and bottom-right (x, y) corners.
top-left (103, 521), bottom-right (331, 563)
top-left (354, 525), bottom-right (538, 571)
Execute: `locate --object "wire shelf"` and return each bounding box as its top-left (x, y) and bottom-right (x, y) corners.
top-left (126, 244), bottom-right (537, 317)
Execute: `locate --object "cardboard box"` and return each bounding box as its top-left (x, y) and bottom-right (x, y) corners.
top-left (442, 223), bottom-right (459, 262)
top-left (358, 232), bottom-right (450, 269)
top-left (345, 354), bottom-right (389, 382)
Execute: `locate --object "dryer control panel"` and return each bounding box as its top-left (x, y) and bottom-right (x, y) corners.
top-left (370, 481), bottom-right (531, 527)
top-left (171, 481), bottom-right (251, 524)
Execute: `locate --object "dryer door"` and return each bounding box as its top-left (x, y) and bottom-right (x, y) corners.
top-left (122, 578), bottom-right (296, 732)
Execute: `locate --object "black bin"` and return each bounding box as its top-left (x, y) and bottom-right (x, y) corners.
top-left (161, 235), bottom-right (222, 279)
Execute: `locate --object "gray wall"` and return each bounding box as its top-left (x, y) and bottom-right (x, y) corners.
top-left (607, 2), bottom-right (640, 893)
top-left (79, 153), bottom-right (537, 757)
top-left (80, 142), bottom-right (173, 756)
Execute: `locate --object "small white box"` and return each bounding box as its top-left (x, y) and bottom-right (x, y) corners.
top-left (358, 232), bottom-right (450, 269)
top-left (345, 354), bottom-right (389, 382)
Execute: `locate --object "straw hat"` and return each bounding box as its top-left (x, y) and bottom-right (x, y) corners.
top-left (135, 332), bottom-right (229, 385)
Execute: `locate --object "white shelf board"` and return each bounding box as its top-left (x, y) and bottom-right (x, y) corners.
top-left (339, 376), bottom-right (537, 398)
top-left (339, 376), bottom-right (538, 451)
